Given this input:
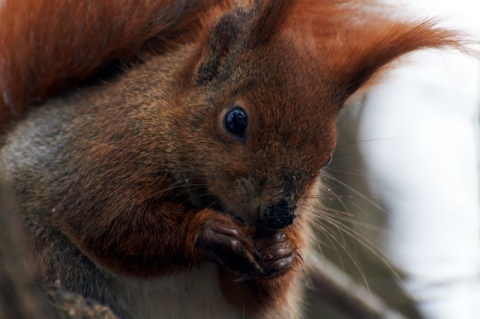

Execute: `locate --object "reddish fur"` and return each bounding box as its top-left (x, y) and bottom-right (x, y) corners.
top-left (0, 0), bottom-right (462, 317)
top-left (0, 0), bottom-right (225, 132)
top-left (284, 0), bottom-right (461, 95)
top-left (0, 0), bottom-right (459, 131)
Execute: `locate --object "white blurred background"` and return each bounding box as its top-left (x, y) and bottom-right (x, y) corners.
top-left (308, 1), bottom-right (480, 318)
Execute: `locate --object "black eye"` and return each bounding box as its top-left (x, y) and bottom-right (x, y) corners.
top-left (323, 154), bottom-right (333, 167)
top-left (224, 107), bottom-right (248, 141)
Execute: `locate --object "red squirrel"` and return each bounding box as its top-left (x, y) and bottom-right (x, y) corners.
top-left (0, 0), bottom-right (459, 318)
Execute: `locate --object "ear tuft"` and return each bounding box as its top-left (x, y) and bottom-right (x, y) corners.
top-left (337, 21), bottom-right (463, 95)
top-left (287, 0), bottom-right (464, 100)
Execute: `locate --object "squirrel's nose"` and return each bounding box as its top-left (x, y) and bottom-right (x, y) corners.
top-left (261, 199), bottom-right (296, 229)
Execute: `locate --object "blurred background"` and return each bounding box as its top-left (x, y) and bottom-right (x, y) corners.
top-left (304, 0), bottom-right (480, 314)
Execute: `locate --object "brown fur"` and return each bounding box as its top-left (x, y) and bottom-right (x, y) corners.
top-left (0, 0), bottom-right (461, 318)
top-left (285, 0), bottom-right (461, 94)
top-left (0, 0), bottom-right (225, 132)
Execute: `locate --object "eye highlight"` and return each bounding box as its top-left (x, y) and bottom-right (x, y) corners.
top-left (224, 107), bottom-right (248, 141)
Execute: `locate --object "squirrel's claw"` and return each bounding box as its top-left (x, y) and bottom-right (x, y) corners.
top-left (198, 212), bottom-right (263, 276)
top-left (253, 229), bottom-right (298, 279)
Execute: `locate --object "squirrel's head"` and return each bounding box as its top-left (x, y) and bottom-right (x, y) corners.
top-left (182, 41), bottom-right (337, 229)
top-left (165, 0), bottom-right (460, 229)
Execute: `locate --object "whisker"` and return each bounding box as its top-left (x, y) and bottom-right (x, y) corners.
top-left (322, 173), bottom-right (387, 215)
top-left (333, 138), bottom-right (407, 151)
top-left (311, 217), bottom-right (372, 291)
top-left (326, 167), bottom-right (380, 179)
top-left (316, 213), bottom-right (401, 283)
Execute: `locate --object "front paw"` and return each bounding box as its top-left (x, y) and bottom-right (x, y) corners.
top-left (198, 213), bottom-right (263, 276)
top-left (253, 230), bottom-right (298, 279)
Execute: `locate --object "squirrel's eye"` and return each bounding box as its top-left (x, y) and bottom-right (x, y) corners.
top-left (224, 107), bottom-right (248, 141)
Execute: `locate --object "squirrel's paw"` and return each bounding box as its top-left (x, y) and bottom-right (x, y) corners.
top-left (233, 229), bottom-right (298, 282)
top-left (253, 230), bottom-right (297, 279)
top-left (198, 213), bottom-right (263, 277)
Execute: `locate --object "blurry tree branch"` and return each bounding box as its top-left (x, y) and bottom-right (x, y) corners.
top-left (0, 174), bottom-right (117, 319)
top-left (306, 252), bottom-right (408, 319)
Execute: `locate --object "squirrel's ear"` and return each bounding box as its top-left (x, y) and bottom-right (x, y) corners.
top-left (196, 9), bottom-right (251, 85)
top-left (247, 0), bottom-right (297, 47)
top-left (195, 0), bottom-right (297, 85)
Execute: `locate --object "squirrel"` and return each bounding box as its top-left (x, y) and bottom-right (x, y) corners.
top-left (0, 0), bottom-right (460, 318)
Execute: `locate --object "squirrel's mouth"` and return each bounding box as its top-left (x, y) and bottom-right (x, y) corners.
top-left (189, 187), bottom-right (247, 224)
top-left (186, 181), bottom-right (299, 229)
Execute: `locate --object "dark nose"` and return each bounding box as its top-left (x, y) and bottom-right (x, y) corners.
top-left (262, 199), bottom-right (296, 229)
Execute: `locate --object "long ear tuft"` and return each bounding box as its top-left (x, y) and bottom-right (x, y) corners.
top-left (287, 0), bottom-right (465, 99)
top-left (326, 20), bottom-right (463, 95)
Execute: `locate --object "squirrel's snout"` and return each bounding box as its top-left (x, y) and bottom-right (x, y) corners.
top-left (261, 199), bottom-right (296, 229)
